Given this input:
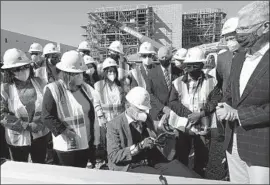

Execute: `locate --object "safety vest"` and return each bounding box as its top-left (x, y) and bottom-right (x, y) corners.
top-left (45, 80), bottom-right (96, 151)
top-left (94, 80), bottom-right (125, 122)
top-left (130, 66), bottom-right (146, 89)
top-left (1, 78), bottom-right (50, 146)
top-left (172, 74), bottom-right (217, 129)
top-left (34, 61), bottom-right (57, 84)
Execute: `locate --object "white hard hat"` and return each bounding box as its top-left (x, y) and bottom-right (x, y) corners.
top-left (138, 42), bottom-right (156, 54)
top-left (78, 41), bottom-right (91, 51)
top-left (43, 43), bottom-right (60, 56)
top-left (173, 48), bottom-right (188, 60)
top-left (29, 43), bottom-right (43, 53)
top-left (126, 86), bottom-right (151, 110)
top-left (102, 57), bottom-right (118, 70)
top-left (84, 55), bottom-right (95, 65)
top-left (108, 41), bottom-right (124, 55)
top-left (2, 48), bottom-right (32, 69)
top-left (183, 47), bottom-right (206, 64)
top-left (221, 17), bottom-right (239, 36)
top-left (56, 50), bottom-right (87, 73)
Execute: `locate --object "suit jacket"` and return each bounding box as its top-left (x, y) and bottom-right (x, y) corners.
top-left (223, 50), bottom-right (269, 167)
top-left (106, 113), bottom-right (176, 171)
top-left (216, 50), bottom-right (234, 93)
top-left (147, 64), bottom-right (183, 120)
top-left (130, 64), bottom-right (153, 89)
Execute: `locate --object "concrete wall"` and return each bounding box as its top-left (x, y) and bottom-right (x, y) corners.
top-left (1, 29), bottom-right (77, 60)
top-left (152, 4), bottom-right (182, 49)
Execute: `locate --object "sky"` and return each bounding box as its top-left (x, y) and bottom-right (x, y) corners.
top-left (1, 1), bottom-right (253, 47)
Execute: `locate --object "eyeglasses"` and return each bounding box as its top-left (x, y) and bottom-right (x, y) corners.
top-left (30, 53), bottom-right (39, 56)
top-left (82, 51), bottom-right (90, 55)
top-left (236, 21), bottom-right (265, 33)
top-left (141, 54), bottom-right (154, 58)
top-left (10, 65), bottom-right (30, 73)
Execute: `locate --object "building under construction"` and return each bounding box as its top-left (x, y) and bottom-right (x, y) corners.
top-left (81, 5), bottom-right (226, 60)
top-left (81, 4), bottom-right (183, 60)
top-left (182, 9), bottom-right (227, 49)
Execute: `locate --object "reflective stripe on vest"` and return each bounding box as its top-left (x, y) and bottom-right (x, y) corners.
top-left (45, 80), bottom-right (93, 151)
top-left (131, 66), bottom-right (146, 89)
top-left (173, 75), bottom-right (216, 112)
top-left (4, 78), bottom-right (49, 146)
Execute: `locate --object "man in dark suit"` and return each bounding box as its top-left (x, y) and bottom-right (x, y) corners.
top-left (106, 87), bottom-right (200, 178)
top-left (216, 1), bottom-right (269, 183)
top-left (130, 42), bottom-right (157, 90)
top-left (147, 46), bottom-right (184, 121)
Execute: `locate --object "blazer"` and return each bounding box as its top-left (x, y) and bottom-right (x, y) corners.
top-left (147, 64), bottom-right (183, 120)
top-left (223, 50), bottom-right (269, 167)
top-left (130, 64), bottom-right (153, 89)
top-left (106, 113), bottom-right (176, 171)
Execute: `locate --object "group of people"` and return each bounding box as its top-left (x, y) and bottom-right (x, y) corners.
top-left (0, 1), bottom-right (269, 184)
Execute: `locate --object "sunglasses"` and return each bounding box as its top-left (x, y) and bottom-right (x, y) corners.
top-left (30, 53), bottom-right (40, 56)
top-left (141, 54), bottom-right (154, 58)
top-left (82, 51), bottom-right (90, 55)
top-left (107, 68), bottom-right (117, 73)
top-left (10, 65), bottom-right (30, 73)
top-left (69, 72), bottom-right (82, 77)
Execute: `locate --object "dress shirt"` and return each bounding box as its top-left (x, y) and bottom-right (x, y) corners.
top-left (239, 43), bottom-right (269, 96)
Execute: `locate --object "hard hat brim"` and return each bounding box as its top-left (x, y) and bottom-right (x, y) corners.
top-left (173, 56), bottom-right (185, 61)
top-left (126, 97), bottom-right (151, 111)
top-left (43, 50), bottom-right (61, 56)
top-left (183, 59), bottom-right (206, 64)
top-left (138, 51), bottom-right (156, 55)
top-left (56, 63), bottom-right (87, 73)
top-left (29, 49), bottom-right (42, 53)
top-left (109, 48), bottom-right (124, 55)
top-left (1, 61), bottom-right (31, 69)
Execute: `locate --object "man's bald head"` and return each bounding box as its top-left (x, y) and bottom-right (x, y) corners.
top-left (238, 1), bottom-right (269, 28)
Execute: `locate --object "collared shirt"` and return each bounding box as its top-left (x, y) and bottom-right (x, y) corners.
top-left (160, 64), bottom-right (172, 82)
top-left (239, 43), bottom-right (269, 96)
top-left (125, 112), bottom-right (135, 125)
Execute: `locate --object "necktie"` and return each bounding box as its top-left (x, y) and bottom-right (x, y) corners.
top-left (164, 68), bottom-right (171, 90)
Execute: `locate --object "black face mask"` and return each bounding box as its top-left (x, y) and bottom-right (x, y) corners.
top-left (236, 24), bottom-right (263, 49)
top-left (159, 59), bottom-right (171, 68)
top-left (184, 63), bottom-right (203, 77)
top-left (109, 53), bottom-right (120, 62)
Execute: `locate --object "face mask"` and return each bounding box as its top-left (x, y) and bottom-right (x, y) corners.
top-left (107, 73), bottom-right (116, 82)
top-left (86, 68), bottom-right (95, 75)
top-left (31, 55), bottom-right (40, 63)
top-left (48, 58), bottom-right (59, 66)
top-left (142, 58), bottom-right (153, 66)
top-left (14, 68), bottom-right (30, 82)
top-left (127, 106), bottom-right (148, 122)
top-left (136, 112), bottom-right (147, 122)
top-left (109, 53), bottom-right (120, 62)
top-left (226, 40), bottom-right (240, 52)
top-left (235, 24), bottom-right (263, 49)
top-left (159, 59), bottom-right (171, 68)
top-left (71, 73), bottom-right (83, 86)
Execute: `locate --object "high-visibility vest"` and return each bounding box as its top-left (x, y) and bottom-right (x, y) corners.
top-left (1, 78), bottom-right (50, 146)
top-left (172, 75), bottom-right (217, 129)
top-left (130, 66), bottom-right (147, 89)
top-left (45, 80), bottom-right (96, 151)
top-left (94, 80), bottom-right (125, 122)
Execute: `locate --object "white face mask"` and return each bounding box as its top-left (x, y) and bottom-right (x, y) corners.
top-left (14, 68), bottom-right (30, 82)
top-left (142, 58), bottom-right (153, 66)
top-left (31, 55), bottom-right (40, 63)
top-left (86, 68), bottom-right (95, 75)
top-left (227, 40), bottom-right (240, 52)
top-left (136, 112), bottom-right (147, 122)
top-left (107, 73), bottom-right (116, 82)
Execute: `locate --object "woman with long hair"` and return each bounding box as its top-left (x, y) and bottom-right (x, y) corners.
top-left (94, 57), bottom-right (126, 167)
top-left (42, 50), bottom-right (97, 168)
top-left (83, 55), bottom-right (100, 87)
top-left (0, 48), bottom-right (50, 163)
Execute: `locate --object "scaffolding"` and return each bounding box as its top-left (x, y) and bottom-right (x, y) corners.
top-left (182, 8), bottom-right (227, 49)
top-left (81, 4), bottom-right (155, 59)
